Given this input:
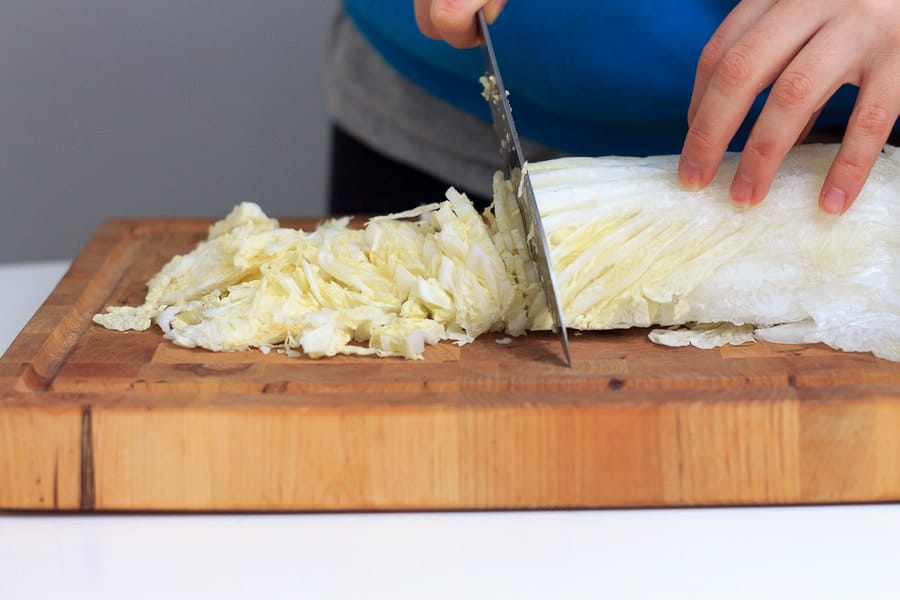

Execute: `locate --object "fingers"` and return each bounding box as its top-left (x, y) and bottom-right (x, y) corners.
top-left (431, 0), bottom-right (482, 48)
top-left (688, 0), bottom-right (778, 126)
top-left (819, 68), bottom-right (900, 214)
top-left (731, 22), bottom-right (852, 205)
top-left (414, 0), bottom-right (441, 40)
top-left (483, 0), bottom-right (507, 24)
top-left (414, 0), bottom-right (507, 48)
top-left (680, 0), bottom-right (828, 191)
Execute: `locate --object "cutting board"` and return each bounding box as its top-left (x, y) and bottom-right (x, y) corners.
top-left (2, 218), bottom-right (899, 512)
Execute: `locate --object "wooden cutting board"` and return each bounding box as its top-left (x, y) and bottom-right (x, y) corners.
top-left (2, 218), bottom-right (898, 512)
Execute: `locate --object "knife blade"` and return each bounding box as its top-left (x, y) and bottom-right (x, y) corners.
top-left (477, 10), bottom-right (571, 367)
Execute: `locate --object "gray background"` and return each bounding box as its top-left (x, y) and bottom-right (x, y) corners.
top-left (0, 0), bottom-right (336, 263)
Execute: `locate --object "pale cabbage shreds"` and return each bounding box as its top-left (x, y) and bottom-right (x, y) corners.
top-left (93, 143), bottom-right (900, 362)
top-left (93, 202), bottom-right (280, 333)
top-left (93, 189), bottom-right (528, 359)
top-left (648, 323), bottom-right (756, 350)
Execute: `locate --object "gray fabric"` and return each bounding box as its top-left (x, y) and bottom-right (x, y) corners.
top-left (324, 8), bottom-right (563, 199)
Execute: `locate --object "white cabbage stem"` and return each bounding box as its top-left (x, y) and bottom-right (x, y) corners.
top-left (515, 144), bottom-right (899, 361)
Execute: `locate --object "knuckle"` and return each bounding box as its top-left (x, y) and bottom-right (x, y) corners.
top-left (855, 103), bottom-right (895, 136)
top-left (833, 154), bottom-right (872, 184)
top-left (770, 71), bottom-right (815, 109)
top-left (716, 44), bottom-right (755, 88)
top-left (685, 125), bottom-right (719, 155)
top-left (698, 33), bottom-right (728, 78)
top-left (743, 138), bottom-right (780, 163)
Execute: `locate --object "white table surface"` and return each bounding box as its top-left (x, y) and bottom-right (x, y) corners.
top-left (1, 261), bottom-right (898, 600)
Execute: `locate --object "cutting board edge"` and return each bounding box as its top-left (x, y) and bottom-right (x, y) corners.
top-left (2, 385), bottom-right (898, 511)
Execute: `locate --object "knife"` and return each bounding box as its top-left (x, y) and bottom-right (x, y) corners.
top-left (476, 10), bottom-right (571, 367)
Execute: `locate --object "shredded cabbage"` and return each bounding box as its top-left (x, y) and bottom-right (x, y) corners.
top-left (94, 144), bottom-right (900, 361)
top-left (94, 189), bottom-right (523, 359)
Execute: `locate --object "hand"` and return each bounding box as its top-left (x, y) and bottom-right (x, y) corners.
top-left (679, 0), bottom-right (900, 214)
top-left (414, 0), bottom-right (508, 48)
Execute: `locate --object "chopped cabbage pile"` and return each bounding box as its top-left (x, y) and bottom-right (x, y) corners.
top-left (95, 189), bottom-right (534, 359)
top-left (94, 144), bottom-right (900, 361)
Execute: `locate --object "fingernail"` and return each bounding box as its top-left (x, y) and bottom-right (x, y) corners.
top-left (731, 173), bottom-right (753, 205)
top-left (821, 187), bottom-right (846, 215)
top-left (679, 157), bottom-right (703, 191)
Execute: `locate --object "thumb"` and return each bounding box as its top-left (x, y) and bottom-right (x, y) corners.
top-left (429, 0), bottom-right (494, 48)
top-left (483, 0), bottom-right (509, 25)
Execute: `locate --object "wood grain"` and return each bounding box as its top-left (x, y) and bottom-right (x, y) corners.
top-left (1, 218), bottom-right (898, 511)
top-left (0, 405), bottom-right (82, 510)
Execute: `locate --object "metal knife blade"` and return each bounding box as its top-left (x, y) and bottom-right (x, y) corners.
top-left (477, 10), bottom-right (571, 367)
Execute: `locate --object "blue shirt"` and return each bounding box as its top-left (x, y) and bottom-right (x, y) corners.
top-left (342, 1), bottom-right (864, 156)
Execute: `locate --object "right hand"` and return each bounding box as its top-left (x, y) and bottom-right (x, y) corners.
top-left (414, 0), bottom-right (509, 48)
